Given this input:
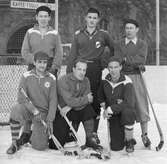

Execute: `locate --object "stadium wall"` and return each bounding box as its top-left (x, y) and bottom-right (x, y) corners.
top-left (144, 66), bottom-right (167, 104)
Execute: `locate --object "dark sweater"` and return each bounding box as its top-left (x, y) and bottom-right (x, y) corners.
top-left (98, 74), bottom-right (135, 114)
top-left (57, 73), bottom-right (90, 110)
top-left (114, 38), bottom-right (148, 74)
top-left (67, 28), bottom-right (114, 73)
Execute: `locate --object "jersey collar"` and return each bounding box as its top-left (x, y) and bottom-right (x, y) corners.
top-left (125, 37), bottom-right (138, 45)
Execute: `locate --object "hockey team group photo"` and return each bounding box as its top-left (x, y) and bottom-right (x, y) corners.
top-left (0, 0), bottom-right (167, 164)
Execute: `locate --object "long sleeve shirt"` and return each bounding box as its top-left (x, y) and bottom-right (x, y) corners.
top-left (17, 69), bottom-right (57, 122)
top-left (57, 73), bottom-right (90, 111)
top-left (114, 38), bottom-right (148, 74)
top-left (21, 24), bottom-right (63, 70)
top-left (98, 73), bottom-right (135, 114)
top-left (67, 28), bottom-right (114, 73)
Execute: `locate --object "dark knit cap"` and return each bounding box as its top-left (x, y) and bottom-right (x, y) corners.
top-left (73, 58), bottom-right (88, 67)
top-left (108, 56), bottom-right (122, 65)
top-left (36, 6), bottom-right (51, 15)
top-left (34, 51), bottom-right (49, 61)
top-left (87, 8), bottom-right (100, 17)
top-left (124, 19), bottom-right (139, 27)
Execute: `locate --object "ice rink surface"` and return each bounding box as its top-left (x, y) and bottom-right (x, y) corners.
top-left (0, 103), bottom-right (167, 164)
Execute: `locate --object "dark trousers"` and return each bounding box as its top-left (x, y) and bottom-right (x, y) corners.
top-left (86, 60), bottom-right (102, 115)
top-left (49, 111), bottom-right (70, 149)
top-left (49, 105), bottom-right (96, 149)
top-left (108, 115), bottom-right (125, 151)
top-left (108, 107), bottom-right (135, 151)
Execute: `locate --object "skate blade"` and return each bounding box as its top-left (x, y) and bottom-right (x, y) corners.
top-left (122, 151), bottom-right (134, 157)
top-left (77, 151), bottom-right (111, 160)
top-left (7, 151), bottom-right (21, 159)
top-left (101, 151), bottom-right (111, 160)
top-left (101, 155), bottom-right (111, 160)
top-left (145, 145), bottom-right (151, 150)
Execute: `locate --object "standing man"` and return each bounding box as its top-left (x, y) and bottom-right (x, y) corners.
top-left (114, 19), bottom-right (151, 148)
top-left (57, 59), bottom-right (102, 150)
top-left (66, 8), bottom-right (114, 142)
top-left (21, 5), bottom-right (63, 76)
top-left (98, 56), bottom-right (136, 153)
top-left (6, 51), bottom-right (57, 154)
top-left (21, 6), bottom-right (62, 143)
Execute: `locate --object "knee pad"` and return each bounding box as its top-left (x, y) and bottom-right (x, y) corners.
top-left (31, 122), bottom-right (48, 150)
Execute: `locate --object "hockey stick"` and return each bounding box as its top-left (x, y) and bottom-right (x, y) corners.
top-left (20, 88), bottom-right (74, 154)
top-left (101, 107), bottom-right (111, 153)
top-left (50, 134), bottom-right (79, 156)
top-left (140, 73), bottom-right (164, 151)
top-left (50, 134), bottom-right (65, 153)
top-left (107, 119), bottom-right (111, 152)
top-left (20, 88), bottom-right (47, 129)
top-left (57, 105), bottom-right (82, 146)
top-left (63, 115), bottom-right (82, 147)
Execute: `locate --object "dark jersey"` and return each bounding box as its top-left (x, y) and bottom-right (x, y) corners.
top-left (67, 28), bottom-right (114, 73)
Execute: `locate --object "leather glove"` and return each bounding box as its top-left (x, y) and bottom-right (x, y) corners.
top-left (100, 102), bottom-right (106, 110)
top-left (33, 110), bottom-right (42, 122)
top-left (117, 99), bottom-right (123, 104)
top-left (49, 68), bottom-right (56, 74)
top-left (46, 121), bottom-right (53, 135)
top-left (60, 106), bottom-right (71, 117)
top-left (135, 65), bottom-right (146, 72)
top-left (103, 106), bottom-right (113, 119)
top-left (138, 65), bottom-right (146, 72)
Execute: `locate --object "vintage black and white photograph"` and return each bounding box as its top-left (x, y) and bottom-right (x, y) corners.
top-left (0, 0), bottom-right (167, 163)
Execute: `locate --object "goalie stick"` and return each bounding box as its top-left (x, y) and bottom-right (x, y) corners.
top-left (140, 72), bottom-right (164, 151)
top-left (107, 119), bottom-right (111, 154)
top-left (63, 115), bottom-right (82, 146)
top-left (58, 106), bottom-right (111, 160)
top-left (50, 134), bottom-right (78, 156)
top-left (50, 134), bottom-right (64, 153)
top-left (101, 107), bottom-right (111, 157)
top-left (57, 105), bottom-right (82, 146)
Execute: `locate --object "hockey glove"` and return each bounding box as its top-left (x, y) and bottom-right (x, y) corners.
top-left (60, 106), bottom-right (71, 117)
top-left (103, 106), bottom-right (113, 119)
top-left (49, 68), bottom-right (58, 77)
top-left (100, 102), bottom-right (106, 110)
top-left (33, 110), bottom-right (42, 122)
top-left (135, 65), bottom-right (146, 72)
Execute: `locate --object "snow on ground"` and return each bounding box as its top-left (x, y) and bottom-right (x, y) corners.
top-left (0, 103), bottom-right (167, 164)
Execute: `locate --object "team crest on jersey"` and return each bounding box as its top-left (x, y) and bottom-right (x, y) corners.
top-left (96, 41), bottom-right (101, 48)
top-left (44, 82), bottom-right (50, 88)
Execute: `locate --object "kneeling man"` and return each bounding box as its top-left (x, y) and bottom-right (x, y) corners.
top-left (57, 59), bottom-right (100, 150)
top-left (98, 56), bottom-right (136, 153)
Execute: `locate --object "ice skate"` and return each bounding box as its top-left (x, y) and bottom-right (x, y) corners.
top-left (92, 132), bottom-right (100, 144)
top-left (6, 141), bottom-right (20, 155)
top-left (17, 131), bottom-right (32, 146)
top-left (141, 133), bottom-right (151, 149)
top-left (125, 138), bottom-right (136, 154)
